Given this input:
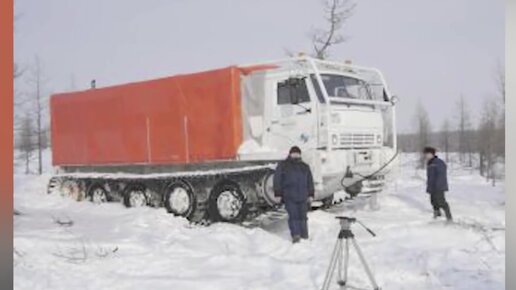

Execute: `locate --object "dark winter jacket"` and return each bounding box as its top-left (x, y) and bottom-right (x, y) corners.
top-left (426, 156), bottom-right (449, 194)
top-left (273, 157), bottom-right (315, 203)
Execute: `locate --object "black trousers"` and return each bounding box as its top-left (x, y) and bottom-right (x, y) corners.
top-left (430, 191), bottom-right (452, 219)
top-left (284, 200), bottom-right (308, 239)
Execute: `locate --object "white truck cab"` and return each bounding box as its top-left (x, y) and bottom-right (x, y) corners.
top-left (237, 57), bottom-right (398, 204)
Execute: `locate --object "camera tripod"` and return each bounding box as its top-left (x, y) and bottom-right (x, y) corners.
top-left (321, 217), bottom-right (380, 290)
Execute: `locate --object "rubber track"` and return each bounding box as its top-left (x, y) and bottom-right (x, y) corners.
top-left (54, 164), bottom-right (275, 180)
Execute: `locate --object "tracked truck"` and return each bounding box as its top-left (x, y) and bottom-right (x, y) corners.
top-left (48, 56), bottom-right (398, 223)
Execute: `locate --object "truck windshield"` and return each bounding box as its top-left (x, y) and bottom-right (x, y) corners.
top-left (310, 74), bottom-right (373, 102)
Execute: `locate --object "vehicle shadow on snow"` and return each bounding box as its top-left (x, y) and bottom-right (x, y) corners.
top-left (257, 196), bottom-right (373, 239)
top-left (255, 215), bottom-right (290, 239)
top-left (390, 189), bottom-right (430, 213)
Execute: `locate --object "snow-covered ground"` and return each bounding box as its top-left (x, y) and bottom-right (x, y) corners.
top-left (13, 154), bottom-right (505, 290)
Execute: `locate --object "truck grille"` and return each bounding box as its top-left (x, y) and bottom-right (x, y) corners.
top-left (339, 133), bottom-right (376, 147)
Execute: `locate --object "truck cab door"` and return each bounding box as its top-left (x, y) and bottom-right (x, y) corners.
top-left (266, 77), bottom-right (318, 152)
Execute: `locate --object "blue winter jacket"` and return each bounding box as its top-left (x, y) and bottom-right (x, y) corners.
top-left (426, 156), bottom-right (449, 194)
top-left (273, 157), bottom-right (315, 203)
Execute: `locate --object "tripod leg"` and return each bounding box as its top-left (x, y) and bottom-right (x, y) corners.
top-left (337, 237), bottom-right (343, 282)
top-left (337, 238), bottom-right (350, 287)
top-left (343, 238), bottom-right (350, 284)
top-left (350, 238), bottom-right (380, 290)
top-left (321, 238), bottom-right (342, 290)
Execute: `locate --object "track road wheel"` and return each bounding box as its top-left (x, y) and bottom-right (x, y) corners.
top-left (321, 194), bottom-right (335, 208)
top-left (164, 181), bottom-right (196, 218)
top-left (208, 181), bottom-right (247, 223)
top-left (88, 184), bottom-right (109, 204)
top-left (61, 179), bottom-right (85, 201)
top-left (47, 177), bottom-right (62, 195)
top-left (123, 184), bottom-right (148, 208)
top-left (261, 171), bottom-right (281, 207)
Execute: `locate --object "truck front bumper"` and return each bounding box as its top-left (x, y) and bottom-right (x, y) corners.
top-left (314, 147), bottom-right (395, 199)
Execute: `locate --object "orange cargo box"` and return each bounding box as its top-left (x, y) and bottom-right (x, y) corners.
top-left (50, 67), bottom-right (244, 166)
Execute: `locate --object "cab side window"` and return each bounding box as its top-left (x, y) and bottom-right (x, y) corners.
top-left (277, 82), bottom-right (291, 105)
top-left (277, 79), bottom-right (311, 105)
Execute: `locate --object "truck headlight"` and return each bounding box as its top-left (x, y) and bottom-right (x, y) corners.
top-left (332, 134), bottom-right (339, 145)
top-left (377, 134), bottom-right (382, 144)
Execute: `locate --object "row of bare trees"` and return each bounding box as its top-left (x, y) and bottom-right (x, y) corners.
top-left (14, 57), bottom-right (49, 174)
top-left (412, 64), bottom-right (505, 184)
top-left (477, 66), bottom-right (505, 184)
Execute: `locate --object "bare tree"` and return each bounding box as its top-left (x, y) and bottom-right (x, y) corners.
top-left (415, 102), bottom-right (432, 168)
top-left (14, 67), bottom-right (24, 121)
top-left (13, 12), bottom-right (23, 79)
top-left (440, 118), bottom-right (451, 163)
top-left (14, 11), bottom-right (24, 80)
top-left (477, 98), bottom-right (498, 184)
top-left (14, 63), bottom-right (24, 79)
top-left (311, 0), bottom-right (356, 59)
top-left (16, 115), bottom-right (36, 174)
top-left (495, 62), bottom-right (505, 104)
top-left (13, 20), bottom-right (24, 113)
top-left (495, 62), bottom-right (505, 159)
top-left (24, 56), bottom-right (49, 175)
top-left (455, 95), bottom-right (472, 166)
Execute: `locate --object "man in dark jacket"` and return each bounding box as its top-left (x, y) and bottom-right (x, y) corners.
top-left (273, 146), bottom-right (315, 243)
top-left (424, 147), bottom-right (453, 221)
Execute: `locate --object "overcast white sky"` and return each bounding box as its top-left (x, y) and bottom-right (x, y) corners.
top-left (14, 0), bottom-right (504, 133)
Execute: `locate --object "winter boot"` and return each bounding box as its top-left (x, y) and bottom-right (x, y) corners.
top-left (433, 210), bottom-right (442, 219)
top-left (443, 204), bottom-right (453, 221)
top-left (292, 235), bottom-right (301, 244)
top-left (445, 210), bottom-right (453, 222)
top-left (301, 220), bottom-right (309, 240)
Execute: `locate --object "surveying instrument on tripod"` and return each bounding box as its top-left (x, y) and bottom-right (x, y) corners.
top-left (320, 216), bottom-right (380, 290)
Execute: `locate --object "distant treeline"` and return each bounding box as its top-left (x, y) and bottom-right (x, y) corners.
top-left (398, 130), bottom-right (477, 153)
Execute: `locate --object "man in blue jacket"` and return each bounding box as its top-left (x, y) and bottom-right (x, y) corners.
top-left (273, 146), bottom-right (315, 243)
top-left (424, 147), bottom-right (453, 221)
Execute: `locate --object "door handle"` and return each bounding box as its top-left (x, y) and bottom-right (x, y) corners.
top-left (296, 110), bottom-right (311, 115)
top-left (271, 120), bottom-right (279, 124)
